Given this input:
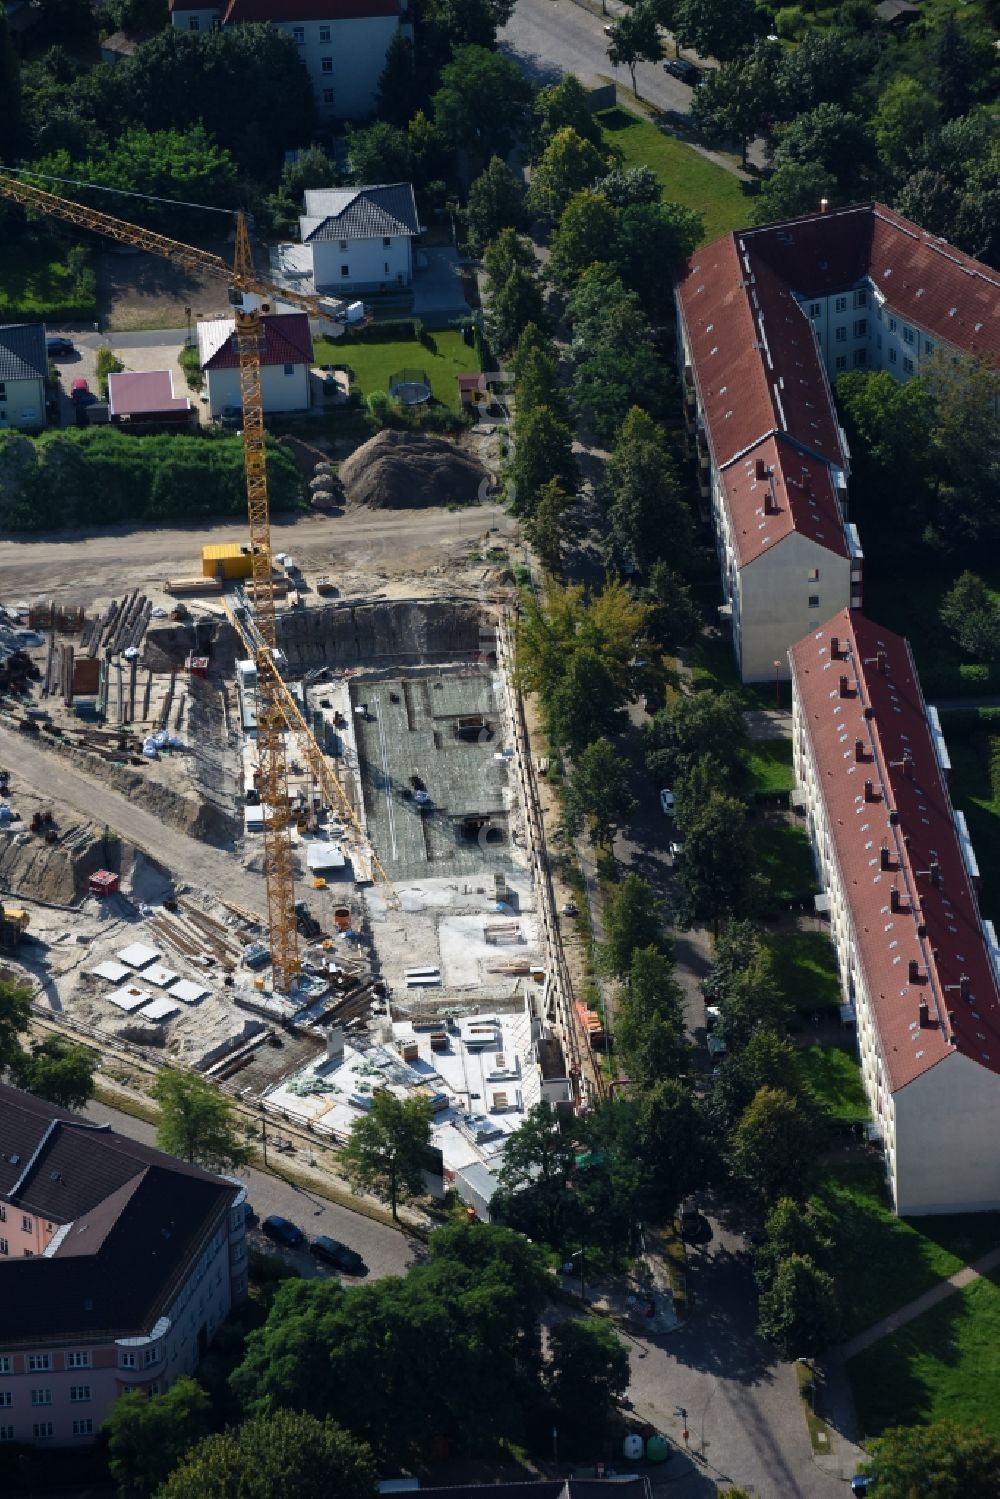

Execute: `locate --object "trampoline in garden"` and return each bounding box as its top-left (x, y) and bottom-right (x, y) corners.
top-left (388, 367), bottom-right (432, 405)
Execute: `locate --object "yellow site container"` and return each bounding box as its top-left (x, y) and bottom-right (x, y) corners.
top-left (201, 543), bottom-right (262, 580)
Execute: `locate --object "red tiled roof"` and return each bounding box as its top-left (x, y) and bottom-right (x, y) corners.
top-left (107, 370), bottom-right (189, 416)
top-left (722, 434), bottom-right (847, 567)
top-left (201, 311), bottom-right (313, 370)
top-left (221, 0), bottom-right (399, 19)
top-left (790, 610), bottom-right (1000, 1093)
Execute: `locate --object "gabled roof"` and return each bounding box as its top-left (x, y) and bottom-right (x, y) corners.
top-left (197, 311), bottom-right (313, 370)
top-left (789, 611), bottom-right (1000, 1093)
top-left (722, 434), bottom-right (848, 567)
top-left (107, 369), bottom-right (189, 416)
top-left (221, 0), bottom-right (400, 21)
top-left (301, 182), bottom-right (419, 243)
top-left (0, 322), bottom-right (47, 383)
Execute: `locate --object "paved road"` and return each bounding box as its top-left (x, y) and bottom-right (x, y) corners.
top-left (84, 1096), bottom-right (417, 1283)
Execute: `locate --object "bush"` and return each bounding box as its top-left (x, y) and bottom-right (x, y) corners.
top-left (95, 347), bottom-right (125, 399)
top-left (179, 345), bottom-right (204, 392)
top-left (774, 5), bottom-right (809, 38)
top-left (991, 739), bottom-right (1000, 802)
top-left (338, 318), bottom-right (423, 344)
top-left (917, 662), bottom-right (1000, 699)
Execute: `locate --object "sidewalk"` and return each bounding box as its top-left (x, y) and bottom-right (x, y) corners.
top-left (835, 1242), bottom-right (1000, 1362)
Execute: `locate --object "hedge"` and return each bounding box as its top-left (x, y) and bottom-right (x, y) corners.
top-left (917, 662), bottom-right (1000, 699)
top-left (0, 427), bottom-right (304, 531)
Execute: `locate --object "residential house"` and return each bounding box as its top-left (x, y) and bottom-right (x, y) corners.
top-left (298, 183), bottom-right (419, 295)
top-left (99, 31), bottom-right (139, 64)
top-left (167, 0), bottom-right (409, 118)
top-left (0, 1083), bottom-right (247, 1446)
top-left (107, 370), bottom-right (192, 427)
top-left (0, 323), bottom-right (48, 431)
top-left (789, 609), bottom-right (1000, 1215)
top-left (196, 311), bottom-right (313, 417)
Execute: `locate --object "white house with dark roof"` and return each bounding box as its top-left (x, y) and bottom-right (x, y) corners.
top-left (790, 609), bottom-right (1000, 1215)
top-left (0, 322), bottom-right (47, 430)
top-left (196, 311), bottom-right (313, 417)
top-left (296, 182), bottom-right (419, 295)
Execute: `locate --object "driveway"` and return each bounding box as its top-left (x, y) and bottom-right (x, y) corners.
top-left (412, 246), bottom-right (470, 326)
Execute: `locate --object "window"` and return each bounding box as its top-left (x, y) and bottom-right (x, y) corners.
top-left (808, 568), bottom-right (820, 581)
top-left (21, 1216), bottom-right (32, 1234)
top-left (319, 23), bottom-right (330, 39)
top-left (73, 1418), bottom-right (94, 1436)
top-left (853, 349), bottom-right (867, 367)
top-left (888, 317), bottom-right (897, 333)
top-left (0, 1359), bottom-right (9, 1375)
top-left (853, 318), bottom-right (867, 337)
top-left (902, 356), bottom-right (914, 374)
top-left (0, 383), bottom-right (7, 400)
top-left (808, 302), bottom-right (821, 317)
top-left (188, 15), bottom-right (199, 28)
top-left (321, 55), bottom-right (332, 72)
top-left (835, 326), bottom-right (847, 343)
top-left (808, 595), bottom-right (820, 610)
top-left (148, 1384), bottom-right (161, 1396)
top-left (854, 288), bottom-right (868, 307)
top-left (282, 363), bottom-right (293, 377)
top-left (31, 1390), bottom-right (51, 1406)
top-left (876, 333), bottom-right (882, 350)
top-left (23, 1250), bottom-right (33, 1258)
top-left (120, 1352), bottom-right (136, 1369)
top-left (70, 1386), bottom-right (91, 1403)
top-left (0, 1240), bottom-right (7, 1257)
top-left (384, 262), bottom-right (389, 273)
top-left (293, 25), bottom-right (304, 42)
top-left (834, 296), bottom-right (847, 313)
top-left (341, 265), bottom-right (349, 276)
top-left (0, 1426), bottom-right (13, 1442)
top-left (383, 236), bottom-right (391, 247)
top-left (67, 1353), bottom-right (90, 1370)
top-left (889, 348), bottom-right (897, 364)
top-left (322, 88), bottom-right (334, 104)
top-left (33, 1422), bottom-right (53, 1439)
top-left (0, 1205), bottom-right (5, 1221)
top-left (0, 1392), bottom-right (10, 1407)
top-left (27, 1356), bottom-right (50, 1373)
top-left (835, 355), bottom-right (847, 371)
top-left (144, 1349), bottom-right (159, 1367)
top-left (903, 325), bottom-right (914, 344)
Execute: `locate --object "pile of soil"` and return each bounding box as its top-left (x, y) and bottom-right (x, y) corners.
top-left (339, 430), bottom-right (487, 509)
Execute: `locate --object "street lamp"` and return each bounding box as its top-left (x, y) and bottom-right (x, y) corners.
top-left (259, 1102), bottom-right (268, 1167)
top-left (673, 1405), bottom-right (689, 1447)
top-left (773, 659), bottom-right (782, 708)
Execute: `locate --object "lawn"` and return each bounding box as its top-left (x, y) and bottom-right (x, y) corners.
top-left (312, 329), bottom-right (473, 412)
top-left (752, 822), bottom-right (816, 904)
top-left (813, 1164), bottom-right (1000, 1340)
top-left (942, 733), bottom-right (1000, 928)
top-left (745, 738), bottom-right (793, 795)
top-left (799, 1043), bottom-right (868, 1122)
top-left (0, 242), bottom-right (96, 320)
top-left (849, 1269), bottom-right (1000, 1441)
top-left (596, 108), bottom-right (751, 244)
top-left (767, 929), bottom-right (842, 1014)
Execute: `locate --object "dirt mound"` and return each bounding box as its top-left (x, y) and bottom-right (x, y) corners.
top-left (339, 430), bottom-right (487, 509)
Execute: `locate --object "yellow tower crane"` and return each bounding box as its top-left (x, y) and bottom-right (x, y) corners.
top-left (0, 168), bottom-right (356, 989)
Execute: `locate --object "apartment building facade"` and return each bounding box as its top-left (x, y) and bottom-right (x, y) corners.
top-left (0, 1085), bottom-right (247, 1446)
top-left (789, 610), bottom-right (1000, 1215)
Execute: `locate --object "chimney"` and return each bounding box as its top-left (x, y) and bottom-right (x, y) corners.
top-left (918, 1000), bottom-right (930, 1028)
top-left (877, 649), bottom-right (888, 674)
top-left (909, 958), bottom-right (921, 984)
top-left (903, 750), bottom-right (914, 780)
top-left (890, 885), bottom-right (901, 913)
top-left (755, 457), bottom-right (767, 481)
top-left (820, 197), bottom-right (830, 214)
top-left (880, 844), bottom-right (891, 871)
top-left (960, 974), bottom-right (971, 1000)
top-left (855, 738), bottom-right (865, 762)
top-left (839, 674), bottom-right (850, 698)
top-left (764, 485), bottom-right (778, 515)
top-left (948, 1009), bottom-right (957, 1031)
top-left (930, 859), bottom-right (941, 888)
top-left (864, 778), bottom-right (876, 802)
top-left (830, 635), bottom-right (841, 659)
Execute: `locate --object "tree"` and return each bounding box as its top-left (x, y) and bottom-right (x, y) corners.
top-left (607, 2), bottom-right (662, 97)
top-left (375, 30), bottom-right (421, 127)
top-left (753, 1197), bottom-right (834, 1291)
top-left (604, 408), bottom-right (692, 573)
top-left (515, 342), bottom-right (568, 423)
top-left (873, 76), bottom-right (938, 182)
top-left (643, 562), bottom-right (702, 649)
top-left (514, 579), bottom-right (647, 699)
top-left (601, 875), bottom-right (663, 978)
top-left (158, 1411), bottom-right (376, 1499)
top-left (924, 350), bottom-right (1000, 554)
top-left (691, 43), bottom-right (777, 167)
top-left (432, 45), bottom-right (532, 161)
top-left (528, 127), bottom-right (608, 222)
top-left (525, 478), bottom-right (577, 574)
top-left (615, 946), bottom-right (687, 1085)
top-left (508, 404), bottom-right (578, 517)
top-left (547, 189), bottom-right (618, 290)
top-left (644, 688), bottom-right (746, 787)
top-left (547, 648), bottom-right (627, 754)
top-left (750, 161), bottom-right (836, 227)
top-left (674, 0), bottom-right (761, 62)
top-left (770, 103), bottom-right (878, 200)
top-left (486, 265), bottom-right (546, 355)
top-left (731, 1087), bottom-right (823, 1205)
top-left (532, 74), bottom-right (603, 155)
top-left (493, 1102), bottom-right (579, 1246)
top-left (833, 369), bottom-right (935, 543)
top-left (614, 200), bottom-right (702, 316)
top-left (710, 1030), bottom-right (804, 1133)
top-left (940, 572), bottom-right (1000, 660)
top-left (340, 1090), bottom-right (433, 1221)
top-left (757, 1253), bottom-right (840, 1357)
top-left (465, 157), bottom-right (527, 254)
top-left (152, 1070), bottom-right (251, 1173)
top-left (564, 738), bottom-right (636, 845)
top-left (774, 29), bottom-right (868, 117)
top-left (861, 1420), bottom-right (1000, 1499)
top-left (100, 0), bottom-right (168, 37)
top-left (0, 976), bottom-right (32, 1077)
top-left (715, 949), bottom-right (791, 1051)
top-left (102, 1377), bottom-right (211, 1498)
top-left (676, 789), bottom-right (756, 932)
top-left (13, 1037), bottom-right (95, 1109)
top-left (0, 9), bottom-right (21, 151)
top-left (637, 1079), bottom-right (717, 1211)
top-left (936, 13), bottom-right (977, 122)
top-left (423, 0), bottom-right (517, 59)
top-left (345, 121), bottom-right (412, 184)
top-left (264, 144), bottom-right (339, 235)
top-left (547, 1320), bottom-right (630, 1448)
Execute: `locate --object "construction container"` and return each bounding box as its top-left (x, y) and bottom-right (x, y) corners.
top-left (184, 655), bottom-right (209, 677)
top-left (201, 542), bottom-right (261, 580)
top-left (89, 869), bottom-right (120, 897)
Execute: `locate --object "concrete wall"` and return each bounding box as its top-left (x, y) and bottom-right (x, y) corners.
top-left (0, 376), bottom-right (45, 430)
top-left (274, 15), bottom-right (398, 118)
top-left (310, 234), bottom-right (412, 293)
top-left (205, 362), bottom-right (310, 417)
top-left (170, 6), bottom-right (220, 30)
top-left (737, 532), bottom-right (853, 682)
top-left (799, 282), bottom-right (943, 385)
top-left (894, 1052), bottom-right (1000, 1214)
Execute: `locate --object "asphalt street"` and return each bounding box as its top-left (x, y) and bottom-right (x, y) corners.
top-left (83, 1097), bottom-right (417, 1283)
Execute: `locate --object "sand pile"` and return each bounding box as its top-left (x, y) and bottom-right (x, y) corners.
top-left (339, 430), bottom-right (487, 509)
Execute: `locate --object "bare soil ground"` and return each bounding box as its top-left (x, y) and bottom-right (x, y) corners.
top-left (98, 244), bottom-right (235, 332)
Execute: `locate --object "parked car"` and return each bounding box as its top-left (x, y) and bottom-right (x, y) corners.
top-left (850, 1478), bottom-right (875, 1497)
top-left (668, 841), bottom-right (683, 858)
top-left (679, 1197), bottom-right (701, 1236)
top-left (261, 1214), bottom-right (304, 1248)
top-left (660, 788), bottom-right (675, 815)
top-left (707, 1032), bottom-right (727, 1059)
top-left (664, 57), bottom-right (700, 85)
top-left (310, 1235), bottom-right (366, 1274)
top-left (46, 335), bottom-right (74, 357)
top-left (70, 377), bottom-right (95, 405)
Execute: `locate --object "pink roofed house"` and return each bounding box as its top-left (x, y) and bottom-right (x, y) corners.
top-left (106, 370), bottom-right (192, 428)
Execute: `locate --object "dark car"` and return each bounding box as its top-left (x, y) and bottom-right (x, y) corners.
top-left (310, 1235), bottom-right (366, 1275)
top-left (46, 335), bottom-right (75, 357)
top-left (664, 58), bottom-right (700, 85)
top-left (850, 1479), bottom-right (875, 1497)
top-left (261, 1214), bottom-right (304, 1248)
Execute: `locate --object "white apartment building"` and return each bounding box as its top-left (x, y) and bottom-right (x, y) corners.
top-left (168, 0), bottom-right (408, 119)
top-left (299, 182), bottom-right (419, 294)
top-left (789, 609), bottom-right (1000, 1215)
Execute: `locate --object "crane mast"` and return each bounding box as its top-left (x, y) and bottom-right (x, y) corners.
top-left (0, 168), bottom-right (351, 990)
